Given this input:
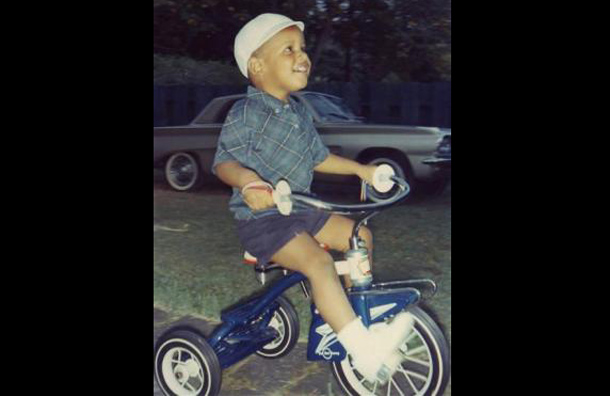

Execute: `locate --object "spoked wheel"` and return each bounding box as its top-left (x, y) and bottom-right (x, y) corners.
top-left (332, 306), bottom-right (450, 396)
top-left (155, 329), bottom-right (222, 396)
top-left (256, 295), bottom-right (300, 359)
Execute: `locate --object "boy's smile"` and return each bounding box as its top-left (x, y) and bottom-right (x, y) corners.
top-left (251, 26), bottom-right (311, 102)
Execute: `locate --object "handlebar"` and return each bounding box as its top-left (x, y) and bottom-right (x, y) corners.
top-left (287, 176), bottom-right (410, 215)
top-left (271, 165), bottom-right (411, 252)
top-left (273, 171), bottom-right (410, 248)
top-left (273, 164), bottom-right (411, 216)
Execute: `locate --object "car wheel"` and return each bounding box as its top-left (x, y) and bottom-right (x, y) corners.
top-left (165, 152), bottom-right (204, 192)
top-left (364, 156), bottom-right (414, 202)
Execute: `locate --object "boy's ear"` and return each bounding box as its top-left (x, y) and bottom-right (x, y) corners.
top-left (248, 56), bottom-right (264, 77)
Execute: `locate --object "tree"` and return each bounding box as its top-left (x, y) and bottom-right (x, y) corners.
top-left (153, 0), bottom-right (451, 82)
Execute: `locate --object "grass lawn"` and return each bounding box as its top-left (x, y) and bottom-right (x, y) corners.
top-left (154, 177), bottom-right (451, 343)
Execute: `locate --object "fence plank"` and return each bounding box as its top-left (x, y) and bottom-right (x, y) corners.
top-left (402, 83), bottom-right (419, 126)
top-left (153, 83), bottom-right (451, 128)
top-left (153, 86), bottom-right (167, 126)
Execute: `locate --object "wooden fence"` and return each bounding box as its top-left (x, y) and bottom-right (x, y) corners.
top-left (153, 82), bottom-right (451, 128)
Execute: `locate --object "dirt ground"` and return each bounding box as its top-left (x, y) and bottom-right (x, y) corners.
top-left (154, 171), bottom-right (451, 395)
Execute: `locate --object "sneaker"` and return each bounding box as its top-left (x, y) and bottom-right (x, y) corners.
top-left (352, 311), bottom-right (415, 384)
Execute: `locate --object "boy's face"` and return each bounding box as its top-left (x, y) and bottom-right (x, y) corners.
top-left (251, 26), bottom-right (311, 101)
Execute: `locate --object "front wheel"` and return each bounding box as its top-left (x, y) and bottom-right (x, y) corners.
top-left (155, 329), bottom-right (222, 396)
top-left (332, 306), bottom-right (450, 396)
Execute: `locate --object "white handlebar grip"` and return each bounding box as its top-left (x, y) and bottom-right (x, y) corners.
top-left (272, 180), bottom-right (293, 216)
top-left (372, 164), bottom-right (396, 193)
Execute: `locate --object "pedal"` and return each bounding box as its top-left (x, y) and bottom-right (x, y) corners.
top-left (376, 351), bottom-right (404, 384)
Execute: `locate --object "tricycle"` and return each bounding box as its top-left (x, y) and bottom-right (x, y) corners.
top-left (154, 166), bottom-right (450, 395)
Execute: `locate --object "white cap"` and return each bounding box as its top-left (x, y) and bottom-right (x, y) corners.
top-left (234, 13), bottom-right (305, 78)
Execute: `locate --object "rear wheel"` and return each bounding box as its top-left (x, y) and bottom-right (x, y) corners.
top-left (154, 329), bottom-right (222, 396)
top-left (332, 306), bottom-right (450, 396)
top-left (256, 296), bottom-right (300, 359)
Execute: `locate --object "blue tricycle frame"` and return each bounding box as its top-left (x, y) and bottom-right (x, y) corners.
top-left (208, 269), bottom-right (426, 368)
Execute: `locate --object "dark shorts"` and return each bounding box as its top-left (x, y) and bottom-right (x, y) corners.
top-left (236, 210), bottom-right (331, 265)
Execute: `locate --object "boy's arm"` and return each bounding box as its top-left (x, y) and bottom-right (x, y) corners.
top-left (214, 161), bottom-right (275, 211)
top-left (314, 154), bottom-right (377, 184)
top-left (214, 161), bottom-right (262, 189)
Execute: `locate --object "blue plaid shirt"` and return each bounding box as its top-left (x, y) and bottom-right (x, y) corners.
top-left (213, 86), bottom-right (330, 220)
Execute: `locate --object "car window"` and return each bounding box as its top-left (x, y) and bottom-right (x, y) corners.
top-left (214, 99), bottom-right (240, 123)
top-left (303, 93), bottom-right (361, 122)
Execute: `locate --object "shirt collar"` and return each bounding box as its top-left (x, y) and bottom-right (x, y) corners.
top-left (247, 86), bottom-right (296, 114)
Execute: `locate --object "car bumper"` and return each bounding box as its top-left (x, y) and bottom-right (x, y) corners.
top-left (422, 157), bottom-right (451, 167)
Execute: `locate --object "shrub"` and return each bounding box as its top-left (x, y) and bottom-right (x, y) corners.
top-left (154, 54), bottom-right (245, 85)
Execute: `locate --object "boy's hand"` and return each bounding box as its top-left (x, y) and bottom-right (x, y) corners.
top-left (357, 164), bottom-right (378, 185)
top-left (242, 187), bottom-right (276, 211)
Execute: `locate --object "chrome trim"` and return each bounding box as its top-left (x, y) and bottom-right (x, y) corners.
top-left (422, 157), bottom-right (451, 165)
top-left (372, 279), bottom-right (438, 296)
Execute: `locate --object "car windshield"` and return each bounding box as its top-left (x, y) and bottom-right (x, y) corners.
top-left (303, 93), bottom-right (362, 123)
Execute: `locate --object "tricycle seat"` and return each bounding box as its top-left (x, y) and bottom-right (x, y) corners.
top-left (243, 243), bottom-right (329, 272)
top-left (243, 251), bottom-right (283, 272)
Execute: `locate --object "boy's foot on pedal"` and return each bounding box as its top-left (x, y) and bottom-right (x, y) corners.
top-left (350, 311), bottom-right (415, 384)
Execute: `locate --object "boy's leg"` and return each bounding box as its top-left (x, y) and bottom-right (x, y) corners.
top-left (313, 214), bottom-right (373, 287)
top-left (271, 228), bottom-right (414, 384)
top-left (269, 232), bottom-right (356, 332)
top-left (313, 214), bottom-right (373, 257)
top-left (311, 214), bottom-right (416, 383)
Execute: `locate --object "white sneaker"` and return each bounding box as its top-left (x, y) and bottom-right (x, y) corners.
top-left (352, 312), bottom-right (415, 384)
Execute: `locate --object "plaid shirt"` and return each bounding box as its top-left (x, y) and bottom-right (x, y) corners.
top-left (213, 86), bottom-right (330, 220)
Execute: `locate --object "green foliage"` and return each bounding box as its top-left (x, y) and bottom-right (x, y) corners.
top-left (153, 54), bottom-right (244, 85)
top-left (153, 0), bottom-right (451, 82)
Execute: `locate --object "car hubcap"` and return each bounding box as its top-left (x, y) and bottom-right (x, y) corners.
top-left (168, 155), bottom-right (197, 189)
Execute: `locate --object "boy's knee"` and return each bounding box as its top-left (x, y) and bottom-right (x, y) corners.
top-left (303, 250), bottom-right (335, 277)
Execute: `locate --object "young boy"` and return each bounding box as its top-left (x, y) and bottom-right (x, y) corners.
top-left (212, 13), bottom-right (413, 383)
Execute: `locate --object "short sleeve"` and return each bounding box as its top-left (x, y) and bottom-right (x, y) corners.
top-left (212, 114), bottom-right (250, 175)
top-left (310, 129), bottom-right (330, 166)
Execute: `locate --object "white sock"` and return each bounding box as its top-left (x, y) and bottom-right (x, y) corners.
top-left (336, 317), bottom-right (371, 359)
top-left (337, 318), bottom-right (383, 381)
top-left (336, 313), bottom-right (415, 383)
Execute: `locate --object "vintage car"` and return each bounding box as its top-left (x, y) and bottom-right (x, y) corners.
top-left (154, 91), bottom-right (451, 197)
